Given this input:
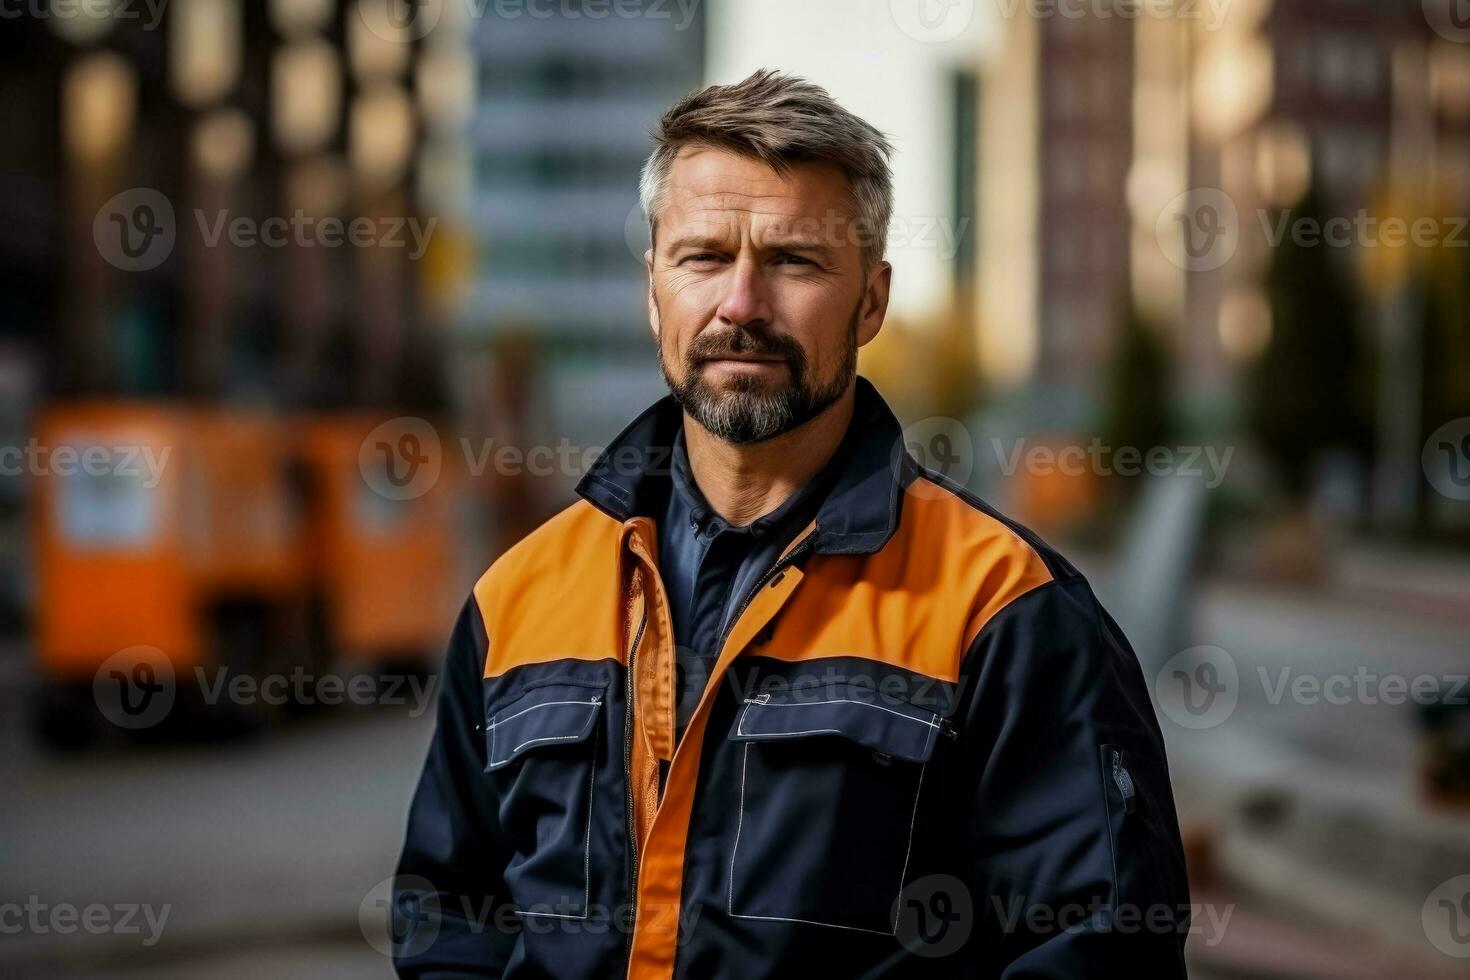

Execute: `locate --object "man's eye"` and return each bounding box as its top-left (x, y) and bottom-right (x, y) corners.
top-left (681, 253), bottom-right (721, 264)
top-left (775, 254), bottom-right (815, 266)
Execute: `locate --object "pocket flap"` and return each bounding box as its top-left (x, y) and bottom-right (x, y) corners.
top-left (484, 683), bottom-right (605, 772)
top-left (730, 690), bottom-right (944, 764)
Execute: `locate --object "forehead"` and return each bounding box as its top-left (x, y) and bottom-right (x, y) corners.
top-left (660, 145), bottom-right (854, 232)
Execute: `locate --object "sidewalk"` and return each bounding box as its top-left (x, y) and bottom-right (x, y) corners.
top-left (1166, 577), bottom-right (1470, 976)
top-left (1185, 886), bottom-right (1465, 980)
top-left (1333, 542), bottom-right (1470, 630)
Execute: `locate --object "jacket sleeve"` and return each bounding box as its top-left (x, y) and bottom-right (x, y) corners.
top-left (393, 596), bottom-right (518, 978)
top-left (960, 576), bottom-right (1192, 978)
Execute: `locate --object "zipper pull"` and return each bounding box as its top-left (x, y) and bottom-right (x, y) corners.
top-left (1111, 749), bottom-right (1136, 813)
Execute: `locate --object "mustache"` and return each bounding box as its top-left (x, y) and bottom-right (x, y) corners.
top-left (685, 326), bottom-right (806, 366)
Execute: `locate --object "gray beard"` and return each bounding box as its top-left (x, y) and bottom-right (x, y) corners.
top-left (659, 310), bottom-right (858, 445)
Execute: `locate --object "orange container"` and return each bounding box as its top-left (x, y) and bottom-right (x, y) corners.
top-left (32, 402), bottom-right (308, 680)
top-left (33, 402), bottom-right (455, 686)
top-left (183, 409), bottom-right (304, 595)
top-left (299, 413), bottom-right (456, 665)
top-left (33, 403), bottom-right (197, 677)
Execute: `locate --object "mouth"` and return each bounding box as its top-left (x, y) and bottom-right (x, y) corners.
top-left (699, 355), bottom-right (786, 368)
top-left (698, 357), bottom-right (788, 378)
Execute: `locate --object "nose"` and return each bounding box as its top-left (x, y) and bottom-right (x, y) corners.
top-left (713, 253), bottom-right (773, 329)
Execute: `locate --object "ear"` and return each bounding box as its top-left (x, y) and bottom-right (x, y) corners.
top-left (855, 260), bottom-right (892, 348)
top-left (645, 249), bottom-right (660, 342)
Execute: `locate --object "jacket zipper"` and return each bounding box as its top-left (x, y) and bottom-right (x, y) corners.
top-left (622, 531), bottom-right (811, 969)
top-left (623, 601), bottom-right (648, 952)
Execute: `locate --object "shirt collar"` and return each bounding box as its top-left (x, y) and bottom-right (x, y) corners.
top-left (575, 376), bottom-right (912, 557)
top-left (668, 426), bottom-right (842, 541)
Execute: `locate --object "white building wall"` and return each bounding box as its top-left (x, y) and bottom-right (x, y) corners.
top-left (706, 0), bottom-right (992, 329)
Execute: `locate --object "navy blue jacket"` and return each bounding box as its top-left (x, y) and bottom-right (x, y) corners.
top-left (393, 379), bottom-right (1191, 977)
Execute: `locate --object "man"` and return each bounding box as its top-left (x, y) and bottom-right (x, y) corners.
top-left (393, 70), bottom-right (1191, 978)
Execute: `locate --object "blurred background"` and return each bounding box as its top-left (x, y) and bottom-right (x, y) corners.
top-left (2, 0), bottom-right (1469, 976)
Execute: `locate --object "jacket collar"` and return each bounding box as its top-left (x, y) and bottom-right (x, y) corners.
top-left (575, 375), bottom-right (910, 557)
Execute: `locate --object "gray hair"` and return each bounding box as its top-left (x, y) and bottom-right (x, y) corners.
top-left (638, 69), bottom-right (895, 267)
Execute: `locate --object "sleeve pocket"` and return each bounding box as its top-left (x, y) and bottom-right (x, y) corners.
top-left (1098, 743), bottom-right (1182, 916)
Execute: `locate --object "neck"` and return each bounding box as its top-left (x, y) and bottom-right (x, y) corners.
top-left (682, 386), bottom-right (855, 527)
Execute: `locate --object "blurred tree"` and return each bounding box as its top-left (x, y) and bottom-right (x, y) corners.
top-left (933, 305), bottom-right (984, 423)
top-left (1100, 304), bottom-right (1173, 471)
top-left (1039, 303), bottom-right (1173, 545)
top-left (1418, 240), bottom-right (1470, 526)
top-left (862, 305), bottom-right (984, 423)
top-left (1420, 243), bottom-right (1470, 427)
top-left (1247, 191), bottom-right (1373, 496)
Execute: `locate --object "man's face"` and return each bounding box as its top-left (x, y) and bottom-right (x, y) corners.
top-left (646, 146), bottom-right (891, 444)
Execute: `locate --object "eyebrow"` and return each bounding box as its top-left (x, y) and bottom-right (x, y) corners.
top-left (765, 237), bottom-right (837, 256)
top-left (662, 234), bottom-right (838, 258)
top-left (662, 235), bottom-right (728, 254)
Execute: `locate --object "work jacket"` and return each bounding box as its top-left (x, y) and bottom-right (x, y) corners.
top-left (393, 378), bottom-right (1192, 978)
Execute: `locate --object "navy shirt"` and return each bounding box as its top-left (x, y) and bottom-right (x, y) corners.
top-left (658, 425), bottom-right (847, 736)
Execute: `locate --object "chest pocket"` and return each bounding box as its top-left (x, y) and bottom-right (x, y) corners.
top-left (483, 681), bottom-right (607, 919)
top-left (725, 687), bottom-right (944, 934)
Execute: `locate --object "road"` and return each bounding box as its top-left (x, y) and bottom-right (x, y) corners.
top-left (1, 692), bottom-right (432, 978)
